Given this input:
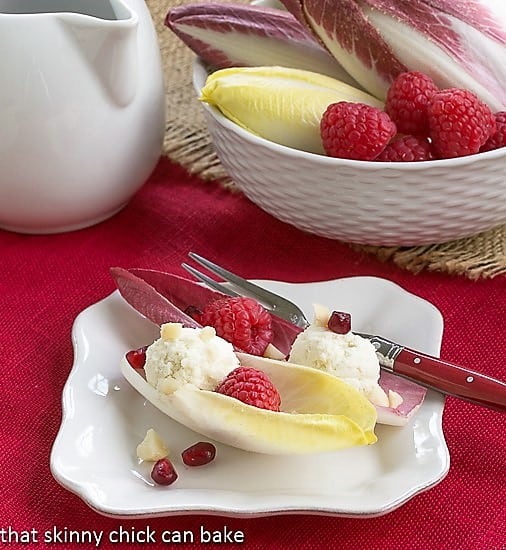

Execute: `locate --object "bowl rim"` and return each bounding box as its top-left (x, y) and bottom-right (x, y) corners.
top-left (193, 57), bottom-right (506, 170)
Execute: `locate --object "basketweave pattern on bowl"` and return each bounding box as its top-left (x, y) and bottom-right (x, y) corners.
top-left (195, 61), bottom-right (506, 246)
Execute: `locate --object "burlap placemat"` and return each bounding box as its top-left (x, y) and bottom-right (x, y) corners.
top-left (147, 0), bottom-right (506, 279)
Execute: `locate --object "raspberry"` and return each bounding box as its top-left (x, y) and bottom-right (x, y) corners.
top-left (481, 111), bottom-right (506, 152)
top-left (199, 296), bottom-right (272, 355)
top-left (427, 88), bottom-right (496, 159)
top-left (385, 71), bottom-right (438, 135)
top-left (376, 135), bottom-right (433, 162)
top-left (215, 366), bottom-right (281, 411)
top-left (320, 102), bottom-right (397, 160)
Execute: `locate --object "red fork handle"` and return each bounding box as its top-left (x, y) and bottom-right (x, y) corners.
top-left (393, 348), bottom-right (506, 412)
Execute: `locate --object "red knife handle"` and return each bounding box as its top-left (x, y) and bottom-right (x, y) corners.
top-left (394, 348), bottom-right (506, 412)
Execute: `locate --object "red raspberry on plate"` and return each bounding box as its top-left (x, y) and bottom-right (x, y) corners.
top-left (215, 366), bottom-right (281, 411)
top-left (199, 296), bottom-right (272, 355)
top-left (427, 88), bottom-right (496, 158)
top-left (480, 111), bottom-right (506, 152)
top-left (320, 102), bottom-right (397, 160)
top-left (385, 71), bottom-right (438, 135)
top-left (376, 135), bottom-right (433, 162)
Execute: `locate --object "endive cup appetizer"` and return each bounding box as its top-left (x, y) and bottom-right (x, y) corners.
top-left (121, 322), bottom-right (377, 454)
top-left (112, 267), bottom-right (427, 428)
top-left (200, 66), bottom-right (383, 154)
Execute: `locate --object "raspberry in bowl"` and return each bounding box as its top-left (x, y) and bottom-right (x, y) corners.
top-left (192, 58), bottom-right (506, 246)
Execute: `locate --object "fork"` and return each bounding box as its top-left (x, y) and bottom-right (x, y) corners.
top-left (182, 252), bottom-right (310, 329)
top-left (181, 252), bottom-right (506, 412)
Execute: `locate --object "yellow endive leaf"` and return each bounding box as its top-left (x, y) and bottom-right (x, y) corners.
top-left (121, 353), bottom-right (377, 455)
top-left (200, 66), bottom-right (384, 154)
top-left (236, 352), bottom-right (377, 437)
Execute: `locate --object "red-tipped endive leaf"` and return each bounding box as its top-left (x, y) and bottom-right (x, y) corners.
top-left (110, 267), bottom-right (300, 356)
top-left (376, 372), bottom-right (427, 426)
top-left (281, 0), bottom-right (506, 108)
top-left (110, 268), bottom-right (201, 328)
top-left (165, 2), bottom-right (359, 84)
top-left (111, 267), bottom-right (426, 426)
top-left (280, 0), bottom-right (407, 98)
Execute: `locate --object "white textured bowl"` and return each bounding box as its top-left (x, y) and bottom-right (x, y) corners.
top-left (193, 58), bottom-right (506, 246)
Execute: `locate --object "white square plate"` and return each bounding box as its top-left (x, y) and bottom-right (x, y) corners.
top-left (50, 276), bottom-right (449, 518)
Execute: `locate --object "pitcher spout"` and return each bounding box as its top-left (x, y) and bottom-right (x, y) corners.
top-left (58, 0), bottom-right (139, 107)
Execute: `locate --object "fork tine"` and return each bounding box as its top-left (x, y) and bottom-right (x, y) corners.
top-left (181, 263), bottom-right (241, 299)
top-left (188, 252), bottom-right (281, 308)
top-left (186, 253), bottom-right (310, 329)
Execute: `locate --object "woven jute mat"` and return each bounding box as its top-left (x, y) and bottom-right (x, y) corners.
top-left (147, 0), bottom-right (506, 279)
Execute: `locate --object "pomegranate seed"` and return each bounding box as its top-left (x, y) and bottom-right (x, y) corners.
top-left (184, 305), bottom-right (203, 323)
top-left (151, 458), bottom-right (178, 486)
top-left (181, 442), bottom-right (216, 467)
top-left (125, 346), bottom-right (148, 369)
top-left (328, 311), bottom-right (352, 334)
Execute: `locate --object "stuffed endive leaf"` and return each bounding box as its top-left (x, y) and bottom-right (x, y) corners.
top-left (121, 326), bottom-right (377, 455)
top-left (111, 267), bottom-right (427, 427)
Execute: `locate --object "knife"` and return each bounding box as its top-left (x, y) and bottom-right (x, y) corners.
top-left (357, 333), bottom-right (506, 412)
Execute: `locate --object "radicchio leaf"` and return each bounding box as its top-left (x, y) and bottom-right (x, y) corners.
top-left (110, 267), bottom-right (201, 328)
top-left (281, 0), bottom-right (506, 109)
top-left (166, 2), bottom-right (359, 84)
top-left (110, 267), bottom-right (300, 356)
top-left (377, 371), bottom-right (427, 426)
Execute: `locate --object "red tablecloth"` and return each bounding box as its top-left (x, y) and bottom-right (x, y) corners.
top-left (1, 158), bottom-right (505, 550)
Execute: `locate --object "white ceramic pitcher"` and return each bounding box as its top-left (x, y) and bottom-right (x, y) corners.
top-left (0, 0), bottom-right (165, 233)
